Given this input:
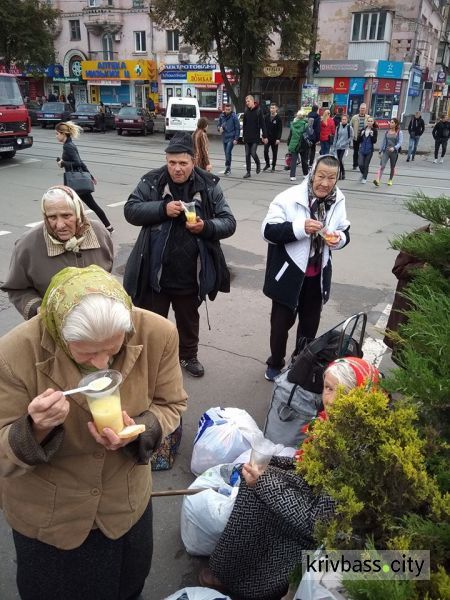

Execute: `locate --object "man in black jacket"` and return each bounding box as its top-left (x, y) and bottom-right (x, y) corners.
top-left (406, 111), bottom-right (425, 162)
top-left (263, 103), bottom-right (283, 172)
top-left (123, 133), bottom-right (236, 377)
top-left (307, 105), bottom-right (321, 167)
top-left (242, 95), bottom-right (268, 178)
top-left (432, 114), bottom-right (450, 164)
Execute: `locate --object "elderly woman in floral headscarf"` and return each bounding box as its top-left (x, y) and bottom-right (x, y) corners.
top-left (1, 185), bottom-right (113, 320)
top-left (0, 265), bottom-right (187, 600)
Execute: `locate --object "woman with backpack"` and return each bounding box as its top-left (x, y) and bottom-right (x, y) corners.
top-left (319, 109), bottom-right (336, 155)
top-left (331, 114), bottom-right (353, 179)
top-left (287, 110), bottom-right (309, 181)
top-left (373, 117), bottom-right (403, 187)
top-left (357, 116), bottom-right (378, 184)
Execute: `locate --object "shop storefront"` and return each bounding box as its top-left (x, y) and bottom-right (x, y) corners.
top-left (369, 61), bottom-right (403, 128)
top-left (252, 61), bottom-right (306, 126)
top-left (159, 63), bottom-right (225, 117)
top-left (81, 59), bottom-right (157, 108)
top-left (0, 64), bottom-right (45, 101)
top-left (314, 60), bottom-right (367, 116)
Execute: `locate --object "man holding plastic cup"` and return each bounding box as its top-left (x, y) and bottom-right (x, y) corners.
top-left (0, 265), bottom-right (187, 599)
top-left (124, 132), bottom-right (236, 378)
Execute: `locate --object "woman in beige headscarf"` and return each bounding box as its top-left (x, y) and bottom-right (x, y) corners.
top-left (1, 185), bottom-right (113, 319)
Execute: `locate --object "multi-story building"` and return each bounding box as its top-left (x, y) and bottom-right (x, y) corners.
top-left (312, 0), bottom-right (448, 123)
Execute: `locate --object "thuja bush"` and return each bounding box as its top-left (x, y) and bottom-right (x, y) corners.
top-left (295, 386), bottom-right (446, 550)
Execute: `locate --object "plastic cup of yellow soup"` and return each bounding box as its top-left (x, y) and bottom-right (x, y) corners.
top-left (79, 369), bottom-right (124, 434)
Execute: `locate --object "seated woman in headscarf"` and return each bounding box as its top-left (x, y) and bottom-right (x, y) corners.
top-left (0, 265), bottom-right (188, 600)
top-left (1, 185), bottom-right (114, 320)
top-left (199, 357), bottom-right (380, 600)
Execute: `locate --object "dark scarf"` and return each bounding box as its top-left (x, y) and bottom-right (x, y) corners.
top-left (306, 157), bottom-right (338, 269)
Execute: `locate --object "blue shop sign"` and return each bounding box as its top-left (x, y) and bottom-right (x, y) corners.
top-left (334, 93), bottom-right (348, 105)
top-left (161, 70), bottom-right (187, 80)
top-left (45, 64), bottom-right (64, 78)
top-left (349, 78), bottom-right (365, 95)
top-left (377, 61), bottom-right (403, 79)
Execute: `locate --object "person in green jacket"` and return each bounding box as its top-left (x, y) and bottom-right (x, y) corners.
top-left (288, 111), bottom-right (309, 181)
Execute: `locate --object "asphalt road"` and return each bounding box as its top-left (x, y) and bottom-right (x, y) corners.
top-left (0, 126), bottom-right (448, 599)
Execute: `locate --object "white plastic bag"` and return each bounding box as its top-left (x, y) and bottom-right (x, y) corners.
top-left (164, 586), bottom-right (231, 600)
top-left (232, 445), bottom-right (296, 465)
top-left (295, 549), bottom-right (345, 600)
top-left (191, 407), bottom-right (262, 475)
top-left (181, 464), bottom-right (240, 556)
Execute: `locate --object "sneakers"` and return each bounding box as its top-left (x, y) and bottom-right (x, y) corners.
top-left (411, 156), bottom-right (415, 161)
top-left (263, 164), bottom-right (271, 171)
top-left (220, 168), bottom-right (231, 175)
top-left (439, 158), bottom-right (444, 164)
top-left (271, 166), bottom-right (276, 172)
top-left (373, 179), bottom-right (380, 187)
top-left (264, 366), bottom-right (281, 381)
top-left (352, 166), bottom-right (358, 171)
top-left (387, 180), bottom-right (393, 186)
top-left (433, 159), bottom-right (438, 164)
top-left (361, 178), bottom-right (367, 184)
top-left (290, 176), bottom-right (297, 181)
top-left (243, 172), bottom-right (251, 179)
top-left (256, 166), bottom-right (261, 174)
top-left (180, 357), bottom-right (204, 377)
top-left (406, 157), bottom-right (410, 162)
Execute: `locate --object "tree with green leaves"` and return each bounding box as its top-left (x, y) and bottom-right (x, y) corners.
top-left (0, 0), bottom-right (60, 72)
top-left (150, 0), bottom-right (312, 110)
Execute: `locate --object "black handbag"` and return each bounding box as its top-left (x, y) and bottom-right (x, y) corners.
top-left (64, 168), bottom-right (94, 194)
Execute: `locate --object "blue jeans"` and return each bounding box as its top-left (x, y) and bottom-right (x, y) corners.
top-left (320, 141), bottom-right (331, 155)
top-left (223, 139), bottom-right (234, 168)
top-left (407, 135), bottom-right (420, 159)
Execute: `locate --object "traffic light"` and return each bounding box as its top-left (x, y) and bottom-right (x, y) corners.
top-left (313, 52), bottom-right (321, 75)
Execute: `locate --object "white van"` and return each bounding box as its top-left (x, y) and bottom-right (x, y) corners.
top-left (164, 97), bottom-right (200, 139)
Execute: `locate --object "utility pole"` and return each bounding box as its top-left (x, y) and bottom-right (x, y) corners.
top-left (306, 0), bottom-right (320, 83)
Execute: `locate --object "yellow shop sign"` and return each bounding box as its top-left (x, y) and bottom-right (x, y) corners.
top-left (187, 71), bottom-right (213, 84)
top-left (81, 60), bottom-right (157, 81)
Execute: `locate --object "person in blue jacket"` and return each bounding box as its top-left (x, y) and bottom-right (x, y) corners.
top-left (217, 103), bottom-right (240, 175)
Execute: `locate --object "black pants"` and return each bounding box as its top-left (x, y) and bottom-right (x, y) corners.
top-left (245, 142), bottom-right (260, 173)
top-left (289, 150), bottom-right (309, 177)
top-left (267, 274), bottom-right (322, 369)
top-left (358, 151), bottom-right (373, 179)
top-left (264, 141), bottom-right (279, 168)
top-left (79, 192), bottom-right (111, 228)
top-left (140, 288), bottom-right (201, 360)
top-left (308, 143), bottom-right (316, 167)
top-left (336, 149), bottom-right (346, 178)
top-left (352, 138), bottom-right (360, 168)
top-left (434, 138), bottom-right (448, 159)
top-left (14, 501), bottom-right (153, 600)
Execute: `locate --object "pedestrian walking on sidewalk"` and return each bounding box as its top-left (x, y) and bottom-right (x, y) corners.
top-left (432, 114), bottom-right (450, 163)
top-left (55, 121), bottom-right (114, 232)
top-left (331, 114), bottom-right (353, 179)
top-left (319, 109), bottom-right (336, 155)
top-left (192, 117), bottom-right (212, 172)
top-left (217, 103), bottom-right (240, 175)
top-left (287, 110), bottom-right (309, 181)
top-left (307, 104), bottom-right (321, 167)
top-left (374, 118), bottom-right (403, 187)
top-left (242, 95), bottom-right (268, 178)
top-left (351, 103), bottom-right (372, 170)
top-left (263, 103), bottom-right (283, 171)
top-left (357, 117), bottom-right (378, 184)
top-left (406, 111), bottom-right (425, 161)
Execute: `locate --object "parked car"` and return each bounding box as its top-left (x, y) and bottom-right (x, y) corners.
top-left (115, 106), bottom-right (154, 135)
top-left (70, 103), bottom-right (115, 131)
top-left (25, 100), bottom-right (42, 126)
top-left (37, 102), bottom-right (73, 128)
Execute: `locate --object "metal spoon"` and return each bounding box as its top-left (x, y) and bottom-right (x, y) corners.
top-left (63, 376), bottom-right (113, 397)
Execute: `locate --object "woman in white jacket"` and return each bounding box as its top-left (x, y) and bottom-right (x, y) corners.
top-left (261, 154), bottom-right (350, 381)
